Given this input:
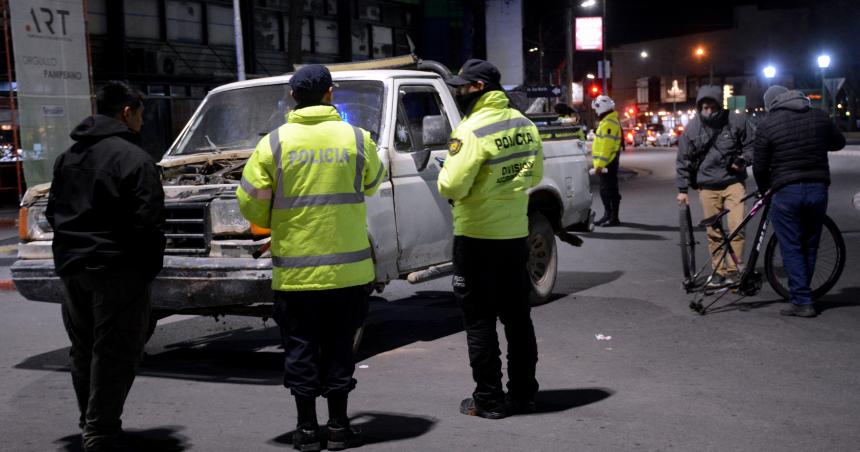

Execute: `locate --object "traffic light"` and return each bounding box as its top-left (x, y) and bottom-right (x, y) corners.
top-left (589, 84), bottom-right (601, 97)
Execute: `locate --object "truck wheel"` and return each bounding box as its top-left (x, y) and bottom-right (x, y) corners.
top-left (527, 212), bottom-right (558, 306)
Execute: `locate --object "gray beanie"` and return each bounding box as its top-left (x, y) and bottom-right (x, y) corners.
top-left (763, 85), bottom-right (789, 111)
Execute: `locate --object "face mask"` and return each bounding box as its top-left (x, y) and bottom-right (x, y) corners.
top-left (455, 88), bottom-right (485, 114)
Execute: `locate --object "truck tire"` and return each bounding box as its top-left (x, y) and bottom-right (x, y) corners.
top-left (527, 212), bottom-right (558, 305)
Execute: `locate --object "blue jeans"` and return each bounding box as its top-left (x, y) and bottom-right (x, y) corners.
top-left (769, 183), bottom-right (828, 305)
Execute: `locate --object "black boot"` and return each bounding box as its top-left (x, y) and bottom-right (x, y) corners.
top-left (604, 199), bottom-right (621, 227)
top-left (293, 396), bottom-right (321, 452)
top-left (594, 200), bottom-right (612, 226)
top-left (326, 395), bottom-right (362, 450)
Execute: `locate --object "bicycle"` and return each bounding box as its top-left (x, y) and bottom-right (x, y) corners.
top-left (680, 190), bottom-right (846, 314)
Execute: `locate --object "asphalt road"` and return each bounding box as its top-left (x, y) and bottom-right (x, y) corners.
top-left (1, 147), bottom-right (859, 451)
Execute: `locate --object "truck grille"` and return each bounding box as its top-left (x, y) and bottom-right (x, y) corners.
top-left (163, 202), bottom-right (210, 255)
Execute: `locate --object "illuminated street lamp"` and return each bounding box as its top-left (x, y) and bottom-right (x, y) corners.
top-left (694, 46), bottom-right (713, 84)
top-left (586, 73), bottom-right (595, 79)
top-left (640, 50), bottom-right (648, 59)
top-left (763, 65), bottom-right (776, 79)
top-left (580, 0), bottom-right (597, 7)
top-left (818, 54), bottom-right (831, 114)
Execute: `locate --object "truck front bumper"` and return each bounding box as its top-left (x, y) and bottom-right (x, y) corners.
top-left (11, 257), bottom-right (274, 310)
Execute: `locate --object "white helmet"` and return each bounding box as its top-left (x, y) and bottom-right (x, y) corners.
top-left (591, 95), bottom-right (615, 115)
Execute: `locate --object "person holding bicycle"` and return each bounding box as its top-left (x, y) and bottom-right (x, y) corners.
top-left (676, 85), bottom-right (754, 287)
top-left (753, 86), bottom-right (845, 317)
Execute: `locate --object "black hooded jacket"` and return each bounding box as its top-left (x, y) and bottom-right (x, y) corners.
top-left (46, 115), bottom-right (166, 279)
top-left (753, 90), bottom-right (845, 192)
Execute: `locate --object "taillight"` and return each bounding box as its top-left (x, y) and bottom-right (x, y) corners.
top-left (18, 207), bottom-right (27, 240)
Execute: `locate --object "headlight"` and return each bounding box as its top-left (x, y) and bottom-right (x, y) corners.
top-left (20, 205), bottom-right (53, 241)
top-left (209, 198), bottom-right (251, 237)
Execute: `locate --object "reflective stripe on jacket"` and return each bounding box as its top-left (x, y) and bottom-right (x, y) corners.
top-left (237, 105), bottom-right (386, 291)
top-left (592, 111), bottom-right (621, 169)
top-left (437, 90), bottom-right (544, 239)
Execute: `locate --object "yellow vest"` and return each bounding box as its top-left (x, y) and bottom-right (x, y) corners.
top-left (237, 105), bottom-right (386, 291)
top-left (592, 110), bottom-right (622, 168)
top-left (438, 91), bottom-right (544, 239)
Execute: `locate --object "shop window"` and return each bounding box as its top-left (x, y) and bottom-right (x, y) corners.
top-left (255, 9), bottom-right (281, 51)
top-left (351, 25), bottom-right (369, 59)
top-left (207, 5), bottom-right (234, 46)
top-left (166, 1), bottom-right (203, 44)
top-left (87, 0), bottom-right (108, 35)
top-left (372, 26), bottom-right (393, 58)
top-left (304, 0), bottom-right (324, 14)
top-left (283, 18), bottom-right (312, 52)
top-left (314, 19), bottom-right (338, 55)
top-left (124, 0), bottom-right (160, 40)
top-left (358, 2), bottom-right (381, 21)
top-left (324, 0), bottom-right (338, 15)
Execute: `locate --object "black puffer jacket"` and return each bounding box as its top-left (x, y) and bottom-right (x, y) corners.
top-left (46, 115), bottom-right (166, 279)
top-left (753, 90), bottom-right (845, 192)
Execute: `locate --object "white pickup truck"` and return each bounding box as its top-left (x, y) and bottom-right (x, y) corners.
top-left (12, 67), bottom-right (592, 339)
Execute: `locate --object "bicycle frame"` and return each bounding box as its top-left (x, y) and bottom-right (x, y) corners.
top-left (685, 190), bottom-right (774, 298)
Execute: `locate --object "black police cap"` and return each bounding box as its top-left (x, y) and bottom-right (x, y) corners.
top-left (289, 64), bottom-right (333, 95)
top-left (446, 59), bottom-right (502, 87)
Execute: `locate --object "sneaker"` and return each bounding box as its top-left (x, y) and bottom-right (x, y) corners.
top-left (326, 423), bottom-right (363, 451)
top-left (601, 219), bottom-right (621, 227)
top-left (780, 303), bottom-right (816, 318)
top-left (723, 271), bottom-right (741, 286)
top-left (594, 214), bottom-right (611, 226)
top-left (292, 425), bottom-right (322, 452)
top-left (705, 275), bottom-right (726, 289)
top-left (504, 394), bottom-right (536, 415)
top-left (459, 398), bottom-right (507, 419)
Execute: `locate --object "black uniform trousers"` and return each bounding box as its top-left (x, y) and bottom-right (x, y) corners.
top-left (599, 154), bottom-right (621, 207)
top-left (452, 235), bottom-right (539, 407)
top-left (60, 269), bottom-right (152, 451)
top-left (272, 286), bottom-right (368, 398)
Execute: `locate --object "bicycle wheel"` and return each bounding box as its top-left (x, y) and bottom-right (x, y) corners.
top-left (764, 215), bottom-right (846, 300)
top-left (679, 204), bottom-right (696, 279)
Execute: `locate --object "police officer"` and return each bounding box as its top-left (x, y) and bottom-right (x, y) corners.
top-left (439, 59), bottom-right (542, 419)
top-left (237, 65), bottom-right (385, 451)
top-left (591, 95), bottom-right (623, 226)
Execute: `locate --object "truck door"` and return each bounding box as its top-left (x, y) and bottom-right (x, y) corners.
top-left (389, 81), bottom-right (458, 271)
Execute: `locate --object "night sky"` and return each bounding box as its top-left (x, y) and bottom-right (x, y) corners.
top-left (521, 0), bottom-right (841, 84)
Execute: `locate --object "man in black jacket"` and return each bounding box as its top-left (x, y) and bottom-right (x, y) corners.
top-left (677, 85), bottom-right (754, 286)
top-left (754, 86), bottom-right (845, 317)
top-left (46, 81), bottom-right (165, 451)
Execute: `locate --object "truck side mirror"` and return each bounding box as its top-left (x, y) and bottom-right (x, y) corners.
top-left (413, 115), bottom-right (449, 171)
top-left (422, 115), bottom-right (449, 148)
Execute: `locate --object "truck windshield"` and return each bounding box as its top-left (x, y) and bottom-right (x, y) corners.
top-left (170, 80), bottom-right (384, 155)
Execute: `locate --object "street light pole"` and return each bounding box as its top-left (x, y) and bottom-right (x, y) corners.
top-left (566, 1), bottom-right (574, 105)
top-left (601, 0), bottom-right (607, 94)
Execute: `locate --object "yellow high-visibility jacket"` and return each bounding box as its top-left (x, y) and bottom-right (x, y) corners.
top-left (237, 105), bottom-right (386, 291)
top-left (592, 110), bottom-right (622, 169)
top-left (438, 90), bottom-right (544, 239)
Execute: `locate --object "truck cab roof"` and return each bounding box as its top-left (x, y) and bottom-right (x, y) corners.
top-left (209, 70), bottom-right (441, 95)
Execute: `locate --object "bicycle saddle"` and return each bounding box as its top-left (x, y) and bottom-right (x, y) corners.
top-left (698, 209), bottom-right (730, 227)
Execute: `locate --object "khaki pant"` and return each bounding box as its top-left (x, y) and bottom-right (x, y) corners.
top-left (699, 183), bottom-right (745, 275)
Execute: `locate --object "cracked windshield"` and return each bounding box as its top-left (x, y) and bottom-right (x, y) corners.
top-left (171, 80), bottom-right (384, 155)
